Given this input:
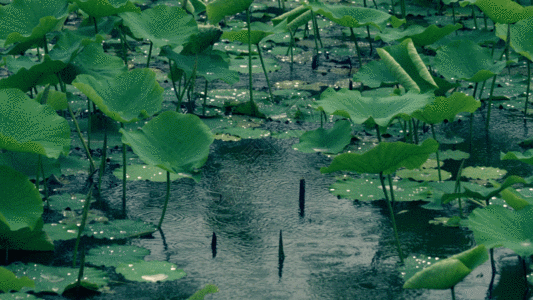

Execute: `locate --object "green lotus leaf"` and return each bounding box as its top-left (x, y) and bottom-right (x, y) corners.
top-left (307, 2), bottom-right (390, 30)
top-left (403, 245), bottom-right (488, 289)
top-left (48, 193), bottom-right (89, 211)
top-left (120, 5), bottom-right (198, 49)
top-left (469, 205), bottom-right (533, 256)
top-left (74, 0), bottom-right (140, 18)
top-left (408, 24), bottom-right (463, 47)
top-left (189, 284), bottom-right (219, 300)
top-left (375, 25), bottom-right (425, 43)
top-left (510, 16), bottom-right (533, 61)
top-left (44, 219), bottom-right (157, 241)
top-left (216, 126), bottom-right (270, 139)
top-left (0, 218), bottom-right (54, 251)
top-left (222, 21), bottom-right (286, 45)
top-left (120, 111), bottom-right (214, 176)
top-left (501, 149), bottom-right (533, 165)
top-left (441, 175), bottom-right (526, 204)
top-left (0, 0), bottom-right (68, 48)
top-left (429, 149), bottom-right (470, 161)
top-left (434, 40), bottom-right (506, 82)
top-left (314, 88), bottom-right (433, 127)
top-left (272, 5), bottom-right (309, 26)
top-left (181, 24), bottom-right (222, 55)
top-left (68, 42), bottom-right (128, 82)
top-left (206, 0), bottom-right (254, 24)
top-left (116, 261), bottom-right (186, 283)
top-left (497, 185), bottom-right (531, 211)
top-left (0, 55), bottom-right (66, 92)
top-left (461, 166), bottom-right (507, 180)
top-left (6, 263), bottom-right (108, 294)
top-left (229, 55), bottom-right (281, 74)
top-left (0, 151), bottom-right (61, 179)
top-left (293, 120), bottom-right (352, 154)
top-left (353, 60), bottom-right (398, 88)
top-left (0, 89), bottom-right (70, 158)
top-left (329, 176), bottom-right (431, 201)
top-left (321, 138), bottom-right (439, 175)
top-left (86, 245), bottom-right (150, 267)
top-left (160, 46), bottom-right (239, 84)
top-left (73, 68), bottom-right (163, 123)
top-left (475, 0), bottom-right (533, 24)
top-left (0, 166), bottom-right (43, 232)
top-left (412, 92), bottom-right (481, 124)
top-left (113, 164), bottom-right (199, 182)
top-left (0, 267), bottom-right (34, 293)
top-left (377, 39), bottom-right (438, 93)
top-left (396, 167), bottom-right (452, 181)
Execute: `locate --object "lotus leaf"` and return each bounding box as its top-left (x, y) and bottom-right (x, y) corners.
top-left (433, 40), bottom-right (506, 82)
top-left (396, 167), bottom-right (452, 181)
top-left (48, 193), bottom-right (90, 211)
top-left (74, 0), bottom-right (140, 18)
top-left (475, 0), bottom-right (533, 24)
top-left (0, 55), bottom-right (66, 92)
top-left (0, 0), bottom-right (68, 48)
top-left (0, 267), bottom-right (34, 293)
top-left (120, 111), bottom-right (214, 176)
top-left (114, 164), bottom-right (199, 182)
top-left (116, 261), bottom-right (186, 282)
top-left (293, 120), bottom-right (352, 154)
top-left (65, 42), bottom-right (127, 83)
top-left (6, 263), bottom-right (108, 294)
top-left (86, 245), bottom-right (150, 267)
top-left (501, 149), bottom-right (533, 165)
top-left (314, 88), bottom-right (433, 127)
top-left (73, 68), bottom-right (163, 123)
top-left (469, 205), bottom-right (533, 257)
top-left (412, 92), bottom-right (481, 124)
top-left (376, 24), bottom-right (462, 46)
top-left (321, 138), bottom-right (439, 175)
top-left (216, 126), bottom-right (270, 139)
top-left (329, 176), bottom-right (431, 201)
top-left (377, 39), bottom-right (438, 93)
top-left (461, 166), bottom-right (507, 180)
top-left (441, 175), bottom-right (526, 204)
top-left (403, 245), bottom-right (488, 289)
top-left (207, 0), bottom-right (254, 24)
top-left (509, 16), bottom-right (533, 61)
top-left (353, 60), bottom-right (398, 88)
top-left (430, 150), bottom-right (470, 161)
top-left (120, 5), bottom-right (198, 49)
top-left (0, 151), bottom-right (61, 179)
top-left (0, 89), bottom-right (70, 158)
top-left (222, 21), bottom-right (286, 45)
top-left (44, 219), bottom-right (157, 241)
top-left (189, 284), bottom-right (219, 300)
top-left (307, 2), bottom-right (390, 30)
top-left (1, 218), bottom-right (54, 251)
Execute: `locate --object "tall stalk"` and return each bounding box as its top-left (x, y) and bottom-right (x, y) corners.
top-left (157, 171), bottom-right (171, 230)
top-left (485, 75), bottom-right (498, 130)
top-left (525, 60), bottom-right (531, 116)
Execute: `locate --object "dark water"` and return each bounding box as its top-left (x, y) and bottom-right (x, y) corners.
top-left (101, 106), bottom-right (533, 299)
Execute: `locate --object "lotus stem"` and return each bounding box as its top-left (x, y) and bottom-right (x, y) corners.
top-left (366, 26), bottom-right (373, 55)
top-left (67, 102), bottom-right (96, 173)
top-left (525, 60), bottom-right (531, 116)
top-left (121, 123), bottom-right (127, 216)
top-left (43, 36), bottom-right (48, 55)
top-left (87, 97), bottom-right (91, 153)
top-left (485, 75), bottom-right (497, 130)
top-left (451, 3), bottom-right (457, 35)
top-left (146, 40), bottom-right (153, 68)
top-left (157, 171), bottom-right (171, 230)
top-left (451, 286), bottom-right (456, 300)
top-left (349, 28), bottom-right (363, 68)
top-left (455, 159), bottom-right (465, 218)
top-left (380, 172), bottom-right (404, 264)
top-left (400, 0), bottom-right (406, 19)
top-left (203, 80), bottom-right (208, 116)
top-left (256, 44), bottom-right (274, 103)
top-left (387, 174), bottom-right (396, 204)
top-left (299, 178), bottom-right (305, 217)
top-left (246, 8), bottom-right (255, 109)
top-left (211, 232), bottom-right (217, 258)
top-left (471, 6), bottom-right (478, 29)
top-left (98, 124), bottom-right (108, 197)
top-left (93, 16), bottom-right (97, 35)
top-left (119, 26), bottom-right (128, 67)
top-left (430, 124), bottom-right (442, 181)
top-left (73, 187), bottom-right (93, 267)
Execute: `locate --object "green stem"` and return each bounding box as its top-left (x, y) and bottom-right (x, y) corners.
top-left (67, 103), bottom-right (96, 173)
top-left (73, 188), bottom-right (93, 267)
top-left (256, 44), bottom-right (274, 102)
top-left (246, 8), bottom-right (255, 110)
top-left (472, 6), bottom-right (478, 29)
top-left (525, 60), bottom-right (531, 116)
top-left (349, 28), bottom-right (363, 68)
top-left (122, 123), bottom-right (127, 216)
top-left (119, 26), bottom-right (128, 67)
top-left (158, 171), bottom-right (171, 230)
top-left (98, 124), bottom-right (108, 197)
top-left (203, 80), bottom-right (208, 116)
top-left (451, 286), bottom-right (456, 300)
top-left (381, 172), bottom-right (404, 264)
top-left (400, 0), bottom-right (406, 19)
top-left (366, 26), bottom-right (373, 55)
top-left (485, 75), bottom-right (498, 130)
top-left (93, 16), bottom-right (98, 35)
top-left (146, 40), bottom-right (153, 68)
top-left (430, 124), bottom-right (442, 181)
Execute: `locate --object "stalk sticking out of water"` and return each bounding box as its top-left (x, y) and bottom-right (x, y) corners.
top-left (157, 171), bottom-right (171, 230)
top-left (278, 230), bottom-right (285, 278)
top-left (299, 178), bottom-right (305, 217)
top-left (211, 232), bottom-right (217, 258)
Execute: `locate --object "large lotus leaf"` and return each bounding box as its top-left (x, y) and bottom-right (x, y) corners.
top-left (501, 149), bottom-right (533, 165)
top-left (73, 68), bottom-right (163, 123)
top-left (113, 164), bottom-right (198, 182)
top-left (377, 39), bottom-right (438, 93)
top-left (408, 24), bottom-right (463, 47)
top-left (74, 0), bottom-right (140, 18)
top-left (0, 89), bottom-right (70, 158)
top-left (293, 120), bottom-right (352, 154)
top-left (411, 92), bottom-right (481, 124)
top-left (353, 60), bottom-right (398, 88)
top-left (0, 267), bottom-right (34, 293)
top-left (86, 245), bottom-right (150, 267)
top-left (462, 166), bottom-right (507, 180)
top-left (116, 261), bottom-right (186, 283)
top-left (207, 0), bottom-right (254, 24)
top-left (314, 88), bottom-right (433, 127)
top-left (375, 25), bottom-right (425, 43)
top-left (475, 0), bottom-right (533, 24)
top-left (159, 46), bottom-right (239, 84)
top-left (0, 55), bottom-right (66, 92)
top-left (0, 0), bottom-right (68, 48)
top-left (321, 138), bottom-right (439, 175)
top-left (0, 165), bottom-right (42, 232)
top-left (68, 42), bottom-right (127, 83)
top-left (120, 111), bottom-right (214, 176)
top-left (0, 150), bottom-right (61, 179)
top-left (44, 219), bottom-right (157, 241)
top-left (329, 176), bottom-right (431, 201)
top-left (434, 40), bottom-right (506, 82)
top-left (441, 175), bottom-right (526, 204)
top-left (181, 24), bottom-right (222, 55)
top-left (469, 205), bottom-right (533, 257)
top-left (6, 263), bottom-right (108, 294)
top-left (222, 21), bottom-right (286, 45)
top-left (0, 218), bottom-right (54, 251)
top-left (120, 5), bottom-right (198, 49)
top-left (403, 245), bottom-right (488, 289)
top-left (510, 16), bottom-right (533, 61)
top-left (307, 2), bottom-right (390, 30)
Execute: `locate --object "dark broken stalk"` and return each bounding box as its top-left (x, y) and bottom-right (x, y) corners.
top-left (146, 40), bottom-right (153, 68)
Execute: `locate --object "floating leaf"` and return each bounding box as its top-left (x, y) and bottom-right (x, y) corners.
top-left (353, 60), bottom-right (398, 88)
top-left (308, 2), bottom-right (390, 30)
top-left (188, 284), bottom-right (219, 300)
top-left (411, 92), bottom-right (481, 124)
top-left (396, 166), bottom-right (452, 181)
top-left (0, 266), bottom-right (34, 293)
top-left (321, 139), bottom-right (439, 175)
top-left (114, 164), bottom-right (198, 182)
top-left (429, 150), bottom-right (470, 161)
top-left (469, 205), bottom-right (533, 257)
top-left (6, 263), bottom-right (108, 294)
top-left (215, 126), bottom-right (270, 139)
top-left (293, 120), bottom-right (352, 154)
top-left (403, 245), bottom-right (488, 289)
top-left (461, 166), bottom-right (507, 180)
top-left (314, 88), bottom-right (433, 127)
top-left (44, 219), bottom-right (156, 241)
top-left (74, 0), bottom-right (140, 18)
top-left (441, 175), bottom-right (526, 204)
top-left (73, 68), bottom-right (163, 123)
top-left (120, 111), bottom-right (214, 176)
top-left (329, 176), bottom-right (431, 201)
top-left (501, 149), bottom-right (533, 165)
top-left (116, 261), bottom-right (186, 283)
top-left (86, 245), bottom-right (150, 268)
top-left (120, 5), bottom-right (198, 49)
top-left (48, 193), bottom-right (90, 211)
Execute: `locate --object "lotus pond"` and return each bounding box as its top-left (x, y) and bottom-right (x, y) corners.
top-left (3, 0), bottom-right (533, 299)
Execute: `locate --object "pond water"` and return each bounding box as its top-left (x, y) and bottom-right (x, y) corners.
top-left (92, 105), bottom-right (533, 300)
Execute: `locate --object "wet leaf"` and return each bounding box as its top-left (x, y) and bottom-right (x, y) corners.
top-left (44, 219), bottom-right (156, 241)
top-left (293, 120), bottom-right (352, 154)
top-left (461, 166), bottom-right (507, 180)
top-left (74, 0), bottom-right (140, 18)
top-left (86, 245), bottom-right (150, 268)
top-left (116, 261), bottom-right (186, 283)
top-left (475, 0), bottom-right (533, 24)
top-left (48, 193), bottom-right (90, 211)
top-left (353, 60), bottom-right (398, 88)
top-left (411, 92), bottom-right (481, 124)
top-left (308, 2), bottom-right (390, 30)
top-left (206, 0), bottom-right (254, 24)
top-left (396, 166), bottom-right (452, 181)
top-left (501, 149), bottom-right (533, 165)
top-left (114, 164), bottom-right (199, 182)
top-left (188, 284), bottom-right (219, 300)
top-left (469, 205), bottom-right (533, 257)
top-left (0, 266), bottom-right (34, 292)
top-left (429, 150), bottom-right (470, 161)
top-left (329, 176), bottom-right (431, 201)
